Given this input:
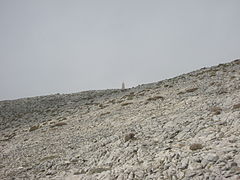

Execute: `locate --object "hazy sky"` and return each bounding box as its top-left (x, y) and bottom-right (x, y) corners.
top-left (0, 0), bottom-right (240, 100)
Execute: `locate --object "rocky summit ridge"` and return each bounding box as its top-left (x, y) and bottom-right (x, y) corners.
top-left (0, 59), bottom-right (240, 180)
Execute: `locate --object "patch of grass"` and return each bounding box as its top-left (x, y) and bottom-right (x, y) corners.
top-left (210, 72), bottom-right (217, 77)
top-left (127, 96), bottom-right (134, 100)
top-left (218, 63), bottom-right (230, 67)
top-left (29, 125), bottom-right (40, 132)
top-left (121, 102), bottom-right (133, 106)
top-left (177, 91), bottom-right (184, 95)
top-left (189, 143), bottom-right (203, 151)
top-left (210, 107), bottom-right (222, 115)
top-left (233, 103), bottom-right (240, 110)
top-left (138, 92), bottom-right (145, 96)
top-left (51, 122), bottom-right (67, 128)
top-left (100, 112), bottom-right (110, 116)
top-left (178, 87), bottom-right (198, 95)
top-left (121, 92), bottom-right (136, 101)
top-left (164, 84), bottom-right (173, 88)
top-left (74, 170), bottom-right (85, 175)
top-left (124, 133), bottom-right (136, 142)
top-left (185, 88), bottom-right (198, 93)
top-left (147, 96), bottom-right (164, 101)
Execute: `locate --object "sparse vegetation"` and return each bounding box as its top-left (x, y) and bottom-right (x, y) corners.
top-left (138, 92), bottom-right (145, 96)
top-left (189, 143), bottom-right (203, 151)
top-left (210, 72), bottom-right (217, 77)
top-left (51, 122), bottom-right (67, 128)
top-left (1, 59), bottom-right (240, 180)
top-left (100, 112), bottom-right (110, 116)
top-left (233, 103), bottom-right (240, 110)
top-left (127, 93), bottom-right (135, 100)
top-left (29, 125), bottom-right (40, 132)
top-left (121, 94), bottom-right (135, 101)
top-left (99, 104), bottom-right (108, 109)
top-left (121, 102), bottom-right (133, 106)
top-left (185, 87), bottom-right (198, 93)
top-left (210, 107), bottom-right (222, 115)
top-left (147, 96), bottom-right (164, 101)
top-left (124, 133), bottom-right (136, 142)
top-left (164, 84), bottom-right (173, 88)
top-left (177, 87), bottom-right (199, 95)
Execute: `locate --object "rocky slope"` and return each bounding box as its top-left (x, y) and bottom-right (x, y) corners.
top-left (0, 59), bottom-right (240, 180)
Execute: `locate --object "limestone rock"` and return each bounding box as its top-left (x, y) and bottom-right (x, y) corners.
top-left (1, 59), bottom-right (240, 179)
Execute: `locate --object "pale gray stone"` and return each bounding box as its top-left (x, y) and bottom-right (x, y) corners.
top-left (189, 162), bottom-right (203, 170)
top-left (205, 153), bottom-right (219, 162)
top-left (1, 60), bottom-right (240, 179)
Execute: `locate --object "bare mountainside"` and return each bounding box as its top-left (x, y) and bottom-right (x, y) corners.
top-left (0, 59), bottom-right (240, 180)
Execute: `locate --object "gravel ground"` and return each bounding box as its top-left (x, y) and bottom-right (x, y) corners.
top-left (0, 59), bottom-right (240, 180)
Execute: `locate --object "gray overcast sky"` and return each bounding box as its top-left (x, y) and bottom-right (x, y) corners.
top-left (0, 0), bottom-right (240, 100)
